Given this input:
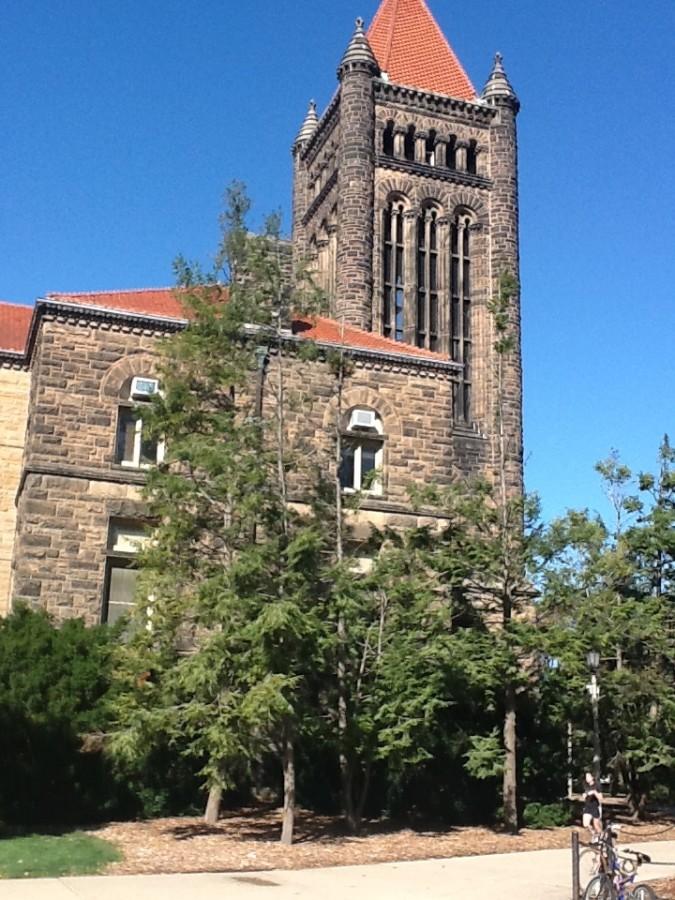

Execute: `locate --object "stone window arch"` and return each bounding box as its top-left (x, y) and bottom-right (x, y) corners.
top-left (340, 407), bottom-right (384, 495)
top-left (115, 374), bottom-right (164, 469)
top-left (382, 193), bottom-right (410, 342)
top-left (450, 209), bottom-right (476, 422)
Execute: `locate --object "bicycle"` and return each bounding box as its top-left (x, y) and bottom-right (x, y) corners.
top-left (580, 823), bottom-right (656, 899)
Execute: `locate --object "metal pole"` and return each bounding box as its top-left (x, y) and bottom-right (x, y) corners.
top-left (567, 719), bottom-right (574, 799)
top-left (590, 672), bottom-right (601, 781)
top-left (571, 829), bottom-right (580, 900)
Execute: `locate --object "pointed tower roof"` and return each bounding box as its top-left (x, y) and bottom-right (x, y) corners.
top-left (295, 100), bottom-right (319, 146)
top-left (482, 52), bottom-right (519, 107)
top-left (339, 17), bottom-right (379, 76)
top-left (367, 0), bottom-right (476, 101)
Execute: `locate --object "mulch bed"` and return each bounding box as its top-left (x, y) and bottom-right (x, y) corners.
top-left (85, 808), bottom-right (675, 877)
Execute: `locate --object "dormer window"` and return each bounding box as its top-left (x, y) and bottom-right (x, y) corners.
top-left (340, 408), bottom-right (384, 495)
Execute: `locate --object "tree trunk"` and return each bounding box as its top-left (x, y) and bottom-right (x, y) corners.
top-left (502, 679), bottom-right (518, 833)
top-left (280, 731), bottom-right (295, 845)
top-left (204, 782), bottom-right (222, 825)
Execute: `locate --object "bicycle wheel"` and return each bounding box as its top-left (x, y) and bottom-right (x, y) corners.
top-left (579, 847), bottom-right (602, 887)
top-left (627, 885), bottom-right (657, 900)
top-left (583, 874), bottom-right (616, 900)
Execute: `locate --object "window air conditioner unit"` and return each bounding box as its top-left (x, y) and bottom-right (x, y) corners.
top-left (130, 377), bottom-right (160, 400)
top-left (352, 409), bottom-right (377, 430)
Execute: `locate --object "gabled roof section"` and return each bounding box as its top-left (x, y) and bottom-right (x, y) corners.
top-left (293, 315), bottom-right (451, 363)
top-left (41, 287), bottom-right (453, 365)
top-left (0, 301), bottom-right (33, 355)
top-left (368, 0), bottom-right (476, 101)
top-left (45, 288), bottom-right (188, 321)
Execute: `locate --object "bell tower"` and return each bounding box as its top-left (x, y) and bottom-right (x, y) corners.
top-left (291, 0), bottom-right (523, 492)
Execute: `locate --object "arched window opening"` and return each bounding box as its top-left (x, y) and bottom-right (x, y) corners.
top-left (447, 135), bottom-right (457, 170)
top-left (340, 408), bottom-right (384, 495)
top-left (416, 208), bottom-right (439, 351)
top-left (116, 376), bottom-right (164, 469)
top-left (467, 139), bottom-right (478, 175)
top-left (404, 125), bottom-right (416, 162)
top-left (383, 202), bottom-right (405, 341)
top-left (382, 120), bottom-right (395, 156)
top-left (450, 216), bottom-right (472, 422)
top-left (425, 129), bottom-right (437, 166)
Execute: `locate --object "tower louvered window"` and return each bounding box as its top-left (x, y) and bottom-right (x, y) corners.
top-left (451, 216), bottom-right (472, 422)
top-left (416, 209), bottom-right (439, 351)
top-left (383, 203), bottom-right (405, 341)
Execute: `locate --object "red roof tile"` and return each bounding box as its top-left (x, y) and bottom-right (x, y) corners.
top-left (46, 288), bottom-right (187, 320)
top-left (368, 0), bottom-right (476, 100)
top-left (44, 287), bottom-right (449, 364)
top-left (0, 301), bottom-right (33, 354)
top-left (293, 315), bottom-right (448, 361)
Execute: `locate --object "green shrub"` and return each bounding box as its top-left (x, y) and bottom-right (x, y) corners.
top-left (522, 801), bottom-right (570, 828)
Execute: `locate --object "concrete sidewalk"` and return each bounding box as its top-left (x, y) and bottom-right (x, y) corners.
top-left (3, 840), bottom-right (675, 899)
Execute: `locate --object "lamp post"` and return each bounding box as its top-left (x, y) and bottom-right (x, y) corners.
top-left (586, 650), bottom-right (601, 781)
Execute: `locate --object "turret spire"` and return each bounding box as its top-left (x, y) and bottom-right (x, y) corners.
top-left (338, 17), bottom-right (379, 79)
top-left (482, 52), bottom-right (519, 109)
top-left (294, 100), bottom-right (319, 147)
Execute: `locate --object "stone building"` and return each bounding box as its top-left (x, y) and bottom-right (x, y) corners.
top-left (0, 0), bottom-right (522, 624)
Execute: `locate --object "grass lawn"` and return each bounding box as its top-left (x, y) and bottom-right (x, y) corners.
top-left (0, 832), bottom-right (121, 879)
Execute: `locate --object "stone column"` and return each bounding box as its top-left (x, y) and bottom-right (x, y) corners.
top-left (393, 125), bottom-right (406, 159)
top-left (415, 131), bottom-right (427, 164)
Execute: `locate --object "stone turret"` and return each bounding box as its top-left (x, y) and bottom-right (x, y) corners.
top-left (291, 101), bottom-right (318, 266)
top-left (484, 53), bottom-right (523, 494)
top-left (335, 18), bottom-right (379, 328)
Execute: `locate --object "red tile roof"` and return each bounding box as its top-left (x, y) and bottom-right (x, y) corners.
top-left (0, 301), bottom-right (33, 354)
top-left (46, 288), bottom-right (187, 320)
top-left (293, 315), bottom-right (448, 361)
top-left (44, 287), bottom-right (449, 363)
top-left (368, 0), bottom-right (476, 101)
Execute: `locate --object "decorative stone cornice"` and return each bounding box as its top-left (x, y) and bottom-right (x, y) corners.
top-left (376, 154), bottom-right (492, 190)
top-left (0, 351), bottom-right (29, 371)
top-left (375, 80), bottom-right (496, 124)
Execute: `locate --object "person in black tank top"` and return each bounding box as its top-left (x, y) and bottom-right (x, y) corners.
top-left (582, 771), bottom-right (603, 835)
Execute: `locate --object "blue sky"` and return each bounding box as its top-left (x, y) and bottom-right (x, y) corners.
top-left (1, 0), bottom-right (673, 520)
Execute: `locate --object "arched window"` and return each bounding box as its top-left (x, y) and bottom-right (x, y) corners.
top-left (447, 134), bottom-right (457, 170)
top-left (382, 120), bottom-right (395, 156)
top-left (466, 139), bottom-right (478, 175)
top-left (404, 125), bottom-right (416, 162)
top-left (383, 201), bottom-right (406, 341)
top-left (450, 216), bottom-right (472, 422)
top-left (340, 408), bottom-right (384, 494)
top-left (416, 207), bottom-right (439, 350)
top-left (115, 376), bottom-right (164, 468)
top-left (425, 129), bottom-right (437, 166)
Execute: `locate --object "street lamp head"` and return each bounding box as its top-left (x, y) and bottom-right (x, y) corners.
top-left (586, 650), bottom-right (600, 670)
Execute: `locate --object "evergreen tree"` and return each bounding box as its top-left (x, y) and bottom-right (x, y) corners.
top-left (110, 184), bottom-right (325, 843)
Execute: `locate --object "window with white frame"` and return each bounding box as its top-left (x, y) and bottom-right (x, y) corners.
top-left (340, 408), bottom-right (384, 494)
top-left (102, 520), bottom-right (149, 624)
top-left (115, 376), bottom-right (164, 468)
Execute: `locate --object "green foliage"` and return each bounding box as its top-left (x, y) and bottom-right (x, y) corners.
top-left (0, 833), bottom-right (120, 879)
top-left (522, 802), bottom-right (570, 829)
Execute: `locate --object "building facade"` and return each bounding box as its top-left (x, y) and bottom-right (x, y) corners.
top-left (0, 0), bottom-right (522, 624)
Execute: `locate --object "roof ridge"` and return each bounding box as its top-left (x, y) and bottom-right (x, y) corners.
top-left (419, 0), bottom-right (475, 95)
top-left (47, 286), bottom-right (176, 298)
top-left (0, 299), bottom-right (33, 309)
